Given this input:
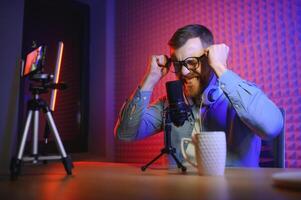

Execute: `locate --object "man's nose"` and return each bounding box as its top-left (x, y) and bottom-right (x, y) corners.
top-left (181, 66), bottom-right (190, 76)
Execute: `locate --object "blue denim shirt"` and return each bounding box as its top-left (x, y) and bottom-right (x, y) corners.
top-left (115, 70), bottom-right (284, 167)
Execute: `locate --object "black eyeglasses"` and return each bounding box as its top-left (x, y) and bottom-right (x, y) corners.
top-left (162, 54), bottom-right (207, 73)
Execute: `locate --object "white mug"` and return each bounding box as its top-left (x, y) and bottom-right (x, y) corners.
top-left (181, 131), bottom-right (226, 176)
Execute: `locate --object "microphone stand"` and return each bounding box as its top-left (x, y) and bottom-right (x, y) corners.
top-left (141, 108), bottom-right (187, 172)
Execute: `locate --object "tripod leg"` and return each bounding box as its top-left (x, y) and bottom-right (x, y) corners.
top-left (44, 122), bottom-right (50, 144)
top-left (62, 155), bottom-right (73, 175)
top-left (17, 111), bottom-right (33, 160)
top-left (10, 157), bottom-right (22, 180)
top-left (42, 122), bottom-right (51, 164)
top-left (45, 112), bottom-right (67, 157)
top-left (10, 111), bottom-right (33, 179)
top-left (32, 110), bottom-right (39, 163)
top-left (45, 111), bottom-right (73, 175)
top-left (170, 152), bottom-right (186, 172)
top-left (141, 151), bottom-right (165, 171)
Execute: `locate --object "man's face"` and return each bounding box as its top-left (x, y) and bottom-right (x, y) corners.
top-left (171, 37), bottom-right (206, 98)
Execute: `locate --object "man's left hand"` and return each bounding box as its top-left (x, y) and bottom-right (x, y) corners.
top-left (205, 43), bottom-right (229, 77)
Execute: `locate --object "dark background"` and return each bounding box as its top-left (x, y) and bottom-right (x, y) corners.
top-left (19, 0), bottom-right (90, 153)
top-left (0, 0), bottom-right (110, 174)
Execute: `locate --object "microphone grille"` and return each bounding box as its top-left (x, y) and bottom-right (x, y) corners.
top-left (166, 80), bottom-right (184, 105)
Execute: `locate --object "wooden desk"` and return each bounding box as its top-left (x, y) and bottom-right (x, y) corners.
top-left (0, 162), bottom-right (300, 200)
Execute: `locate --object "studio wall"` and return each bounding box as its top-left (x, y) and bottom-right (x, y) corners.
top-left (0, 0), bottom-right (24, 174)
top-left (113, 0), bottom-right (301, 167)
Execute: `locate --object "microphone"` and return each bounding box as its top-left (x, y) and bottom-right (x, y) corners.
top-left (166, 80), bottom-right (190, 127)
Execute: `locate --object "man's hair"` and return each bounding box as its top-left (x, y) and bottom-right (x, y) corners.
top-left (168, 24), bottom-right (214, 49)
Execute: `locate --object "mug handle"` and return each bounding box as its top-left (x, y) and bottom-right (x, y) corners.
top-left (181, 138), bottom-right (197, 168)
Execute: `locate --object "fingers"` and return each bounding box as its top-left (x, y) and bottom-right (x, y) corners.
top-left (205, 43), bottom-right (229, 53)
top-left (154, 55), bottom-right (168, 67)
top-left (204, 49), bottom-right (209, 57)
top-left (205, 44), bottom-right (229, 75)
top-left (149, 55), bottom-right (169, 75)
top-left (204, 43), bottom-right (230, 60)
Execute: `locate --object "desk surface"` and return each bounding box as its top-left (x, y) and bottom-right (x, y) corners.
top-left (0, 162), bottom-right (300, 200)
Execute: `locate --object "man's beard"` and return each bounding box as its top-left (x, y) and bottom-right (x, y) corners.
top-left (182, 73), bottom-right (202, 98)
top-left (180, 67), bottom-right (214, 104)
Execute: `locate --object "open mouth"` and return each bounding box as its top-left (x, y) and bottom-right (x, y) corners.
top-left (182, 74), bottom-right (199, 83)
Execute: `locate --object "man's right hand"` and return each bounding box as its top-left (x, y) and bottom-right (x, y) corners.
top-left (141, 55), bottom-right (169, 91)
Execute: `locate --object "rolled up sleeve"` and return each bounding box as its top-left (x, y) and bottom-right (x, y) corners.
top-left (114, 87), bottom-right (164, 141)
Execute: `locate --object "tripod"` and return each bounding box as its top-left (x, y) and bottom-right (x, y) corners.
top-left (10, 86), bottom-right (73, 179)
top-left (141, 109), bottom-right (187, 172)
